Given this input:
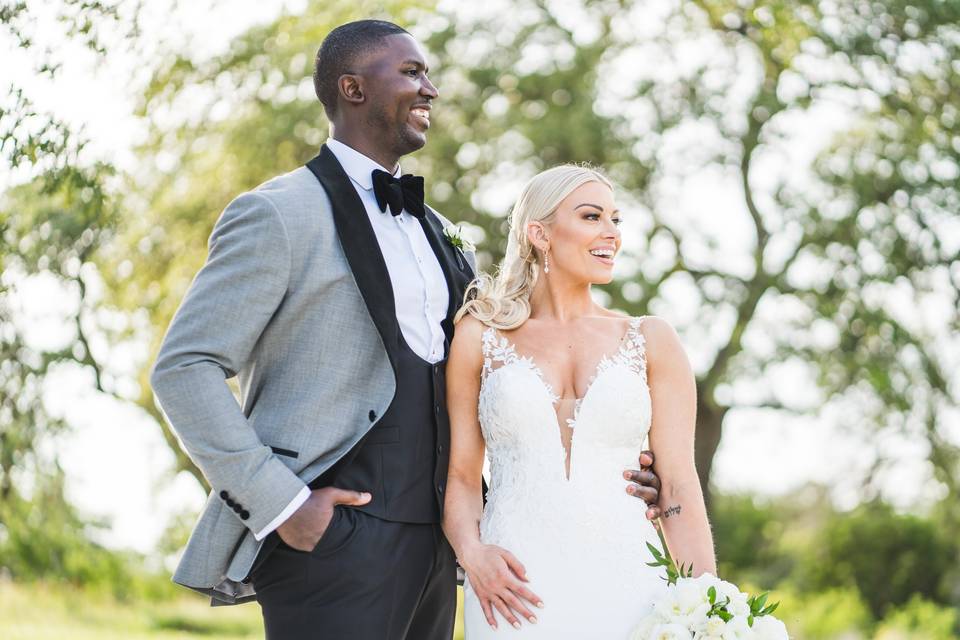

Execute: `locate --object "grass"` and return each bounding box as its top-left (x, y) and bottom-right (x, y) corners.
top-left (0, 580), bottom-right (466, 639)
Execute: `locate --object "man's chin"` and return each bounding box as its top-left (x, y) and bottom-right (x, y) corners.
top-left (399, 127), bottom-right (428, 153)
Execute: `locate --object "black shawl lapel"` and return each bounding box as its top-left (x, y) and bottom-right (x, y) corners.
top-left (419, 208), bottom-right (476, 347)
top-left (305, 145), bottom-right (399, 368)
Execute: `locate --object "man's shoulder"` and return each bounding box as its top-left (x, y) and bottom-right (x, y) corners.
top-left (253, 166), bottom-right (323, 200)
top-left (234, 167), bottom-right (330, 220)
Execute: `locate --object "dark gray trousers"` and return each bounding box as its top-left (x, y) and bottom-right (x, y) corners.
top-left (251, 507), bottom-right (457, 640)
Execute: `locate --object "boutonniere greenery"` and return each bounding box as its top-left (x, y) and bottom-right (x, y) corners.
top-left (442, 225), bottom-right (475, 253)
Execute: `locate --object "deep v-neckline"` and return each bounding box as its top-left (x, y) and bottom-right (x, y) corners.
top-left (483, 318), bottom-right (641, 480)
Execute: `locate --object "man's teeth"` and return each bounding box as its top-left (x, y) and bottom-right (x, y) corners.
top-left (590, 249), bottom-right (614, 258)
top-left (412, 108), bottom-right (430, 120)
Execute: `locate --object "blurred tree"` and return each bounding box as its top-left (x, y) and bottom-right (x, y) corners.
top-left (797, 500), bottom-right (956, 618)
top-left (875, 594), bottom-right (960, 640)
top-left (126, 0), bottom-right (960, 512)
top-left (0, 0), bottom-right (143, 500)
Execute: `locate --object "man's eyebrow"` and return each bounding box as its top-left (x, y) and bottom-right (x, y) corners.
top-left (402, 59), bottom-right (429, 72)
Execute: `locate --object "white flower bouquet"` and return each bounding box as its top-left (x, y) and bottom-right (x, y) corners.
top-left (630, 542), bottom-right (789, 640)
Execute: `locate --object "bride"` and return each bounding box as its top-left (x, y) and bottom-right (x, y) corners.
top-left (442, 165), bottom-right (716, 637)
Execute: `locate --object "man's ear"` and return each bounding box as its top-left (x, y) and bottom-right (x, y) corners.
top-left (339, 74), bottom-right (364, 105)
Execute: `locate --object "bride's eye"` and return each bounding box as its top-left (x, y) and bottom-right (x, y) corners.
top-left (612, 217), bottom-right (622, 226)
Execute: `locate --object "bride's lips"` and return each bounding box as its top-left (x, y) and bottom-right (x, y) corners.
top-left (589, 248), bottom-right (616, 265)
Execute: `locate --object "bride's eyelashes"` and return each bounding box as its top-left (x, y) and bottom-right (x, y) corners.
top-left (581, 212), bottom-right (622, 225)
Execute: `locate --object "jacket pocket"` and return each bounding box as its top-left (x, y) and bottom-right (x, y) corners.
top-left (269, 445), bottom-right (299, 459)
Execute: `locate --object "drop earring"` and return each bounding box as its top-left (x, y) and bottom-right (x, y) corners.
top-left (543, 250), bottom-right (550, 274)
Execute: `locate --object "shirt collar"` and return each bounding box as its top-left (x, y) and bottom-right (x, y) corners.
top-left (326, 138), bottom-right (401, 191)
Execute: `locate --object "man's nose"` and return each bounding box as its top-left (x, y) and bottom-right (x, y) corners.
top-left (421, 75), bottom-right (439, 99)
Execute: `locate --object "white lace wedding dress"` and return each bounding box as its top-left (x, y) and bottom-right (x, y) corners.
top-left (463, 317), bottom-right (667, 638)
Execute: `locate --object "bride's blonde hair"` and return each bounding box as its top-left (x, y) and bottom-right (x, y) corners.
top-left (455, 164), bottom-right (613, 330)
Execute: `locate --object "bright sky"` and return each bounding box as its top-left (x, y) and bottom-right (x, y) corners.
top-left (5, 0), bottom-right (950, 556)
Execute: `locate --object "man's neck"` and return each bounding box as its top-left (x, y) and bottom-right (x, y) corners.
top-left (329, 129), bottom-right (399, 173)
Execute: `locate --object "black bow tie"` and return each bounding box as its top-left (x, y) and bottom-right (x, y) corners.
top-left (371, 169), bottom-right (426, 219)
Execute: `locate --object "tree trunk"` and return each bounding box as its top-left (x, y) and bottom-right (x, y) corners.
top-left (694, 390), bottom-right (727, 515)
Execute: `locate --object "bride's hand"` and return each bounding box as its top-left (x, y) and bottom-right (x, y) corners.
top-left (461, 543), bottom-right (543, 630)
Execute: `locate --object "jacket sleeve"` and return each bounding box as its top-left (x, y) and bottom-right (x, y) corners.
top-left (150, 191), bottom-right (307, 535)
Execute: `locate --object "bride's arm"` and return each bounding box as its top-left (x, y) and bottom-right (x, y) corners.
top-left (643, 316), bottom-right (717, 576)
top-left (442, 315), bottom-right (488, 568)
top-left (443, 315), bottom-right (543, 629)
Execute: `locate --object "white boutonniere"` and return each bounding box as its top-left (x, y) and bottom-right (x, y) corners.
top-left (442, 224), bottom-right (475, 253)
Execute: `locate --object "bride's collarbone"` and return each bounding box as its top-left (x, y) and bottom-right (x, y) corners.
top-left (502, 316), bottom-right (635, 397)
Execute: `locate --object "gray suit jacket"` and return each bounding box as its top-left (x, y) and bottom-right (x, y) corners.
top-left (151, 145), bottom-right (475, 603)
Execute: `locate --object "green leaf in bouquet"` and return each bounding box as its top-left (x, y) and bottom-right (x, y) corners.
top-left (708, 586), bottom-right (717, 604)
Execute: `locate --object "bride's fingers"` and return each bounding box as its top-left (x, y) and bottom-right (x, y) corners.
top-left (491, 594), bottom-right (522, 630)
top-left (479, 597), bottom-right (498, 629)
top-left (512, 583), bottom-right (545, 609)
top-left (501, 550), bottom-right (528, 581)
top-left (502, 588), bottom-right (538, 624)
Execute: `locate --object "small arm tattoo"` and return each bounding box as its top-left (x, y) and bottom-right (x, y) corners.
top-left (663, 504), bottom-right (682, 518)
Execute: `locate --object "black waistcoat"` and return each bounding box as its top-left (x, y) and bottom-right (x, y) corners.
top-left (305, 146), bottom-right (473, 524)
top-left (311, 328), bottom-right (448, 523)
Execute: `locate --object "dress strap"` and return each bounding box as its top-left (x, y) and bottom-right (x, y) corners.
top-left (481, 326), bottom-right (519, 381)
top-left (620, 317), bottom-right (648, 382)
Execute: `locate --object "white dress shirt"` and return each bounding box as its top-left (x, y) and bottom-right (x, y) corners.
top-left (254, 139), bottom-right (449, 540)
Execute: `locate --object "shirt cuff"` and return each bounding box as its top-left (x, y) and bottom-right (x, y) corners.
top-left (253, 486), bottom-right (311, 540)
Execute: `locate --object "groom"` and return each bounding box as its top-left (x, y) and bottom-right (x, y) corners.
top-left (151, 19), bottom-right (663, 640)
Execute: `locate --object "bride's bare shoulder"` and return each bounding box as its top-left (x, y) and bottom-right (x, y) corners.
top-left (636, 315), bottom-right (687, 365)
top-left (450, 314), bottom-right (489, 366)
top-left (453, 313), bottom-right (488, 340)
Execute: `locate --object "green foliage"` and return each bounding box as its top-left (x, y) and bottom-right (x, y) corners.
top-left (0, 472), bottom-right (134, 598)
top-left (875, 595), bottom-right (960, 640)
top-left (776, 585), bottom-right (874, 639)
top-left (645, 539), bottom-right (694, 585)
top-left (797, 501), bottom-right (957, 619)
top-left (711, 492), bottom-right (799, 587)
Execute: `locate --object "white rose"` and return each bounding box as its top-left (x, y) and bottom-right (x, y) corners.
top-left (752, 615), bottom-right (789, 640)
top-left (676, 580), bottom-right (711, 614)
top-left (651, 622), bottom-right (695, 640)
top-left (727, 598), bottom-right (751, 618)
top-left (715, 579), bottom-right (747, 605)
top-left (721, 616), bottom-right (752, 640)
top-left (652, 589), bottom-right (683, 620)
top-left (630, 614), bottom-right (661, 640)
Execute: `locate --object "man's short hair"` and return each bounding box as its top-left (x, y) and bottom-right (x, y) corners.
top-left (314, 20), bottom-right (410, 118)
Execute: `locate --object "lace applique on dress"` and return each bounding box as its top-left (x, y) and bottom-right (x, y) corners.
top-left (481, 326), bottom-right (560, 404)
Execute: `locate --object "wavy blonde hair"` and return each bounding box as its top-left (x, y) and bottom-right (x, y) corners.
top-left (455, 164), bottom-right (613, 330)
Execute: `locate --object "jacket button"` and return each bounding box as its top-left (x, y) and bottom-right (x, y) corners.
top-left (219, 490), bottom-right (229, 500)
top-left (240, 510), bottom-right (250, 520)
top-left (226, 498), bottom-right (236, 508)
top-left (233, 504), bottom-right (242, 513)
top-left (368, 410), bottom-right (377, 422)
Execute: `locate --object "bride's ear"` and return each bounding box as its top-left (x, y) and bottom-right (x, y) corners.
top-left (526, 221), bottom-right (549, 253)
